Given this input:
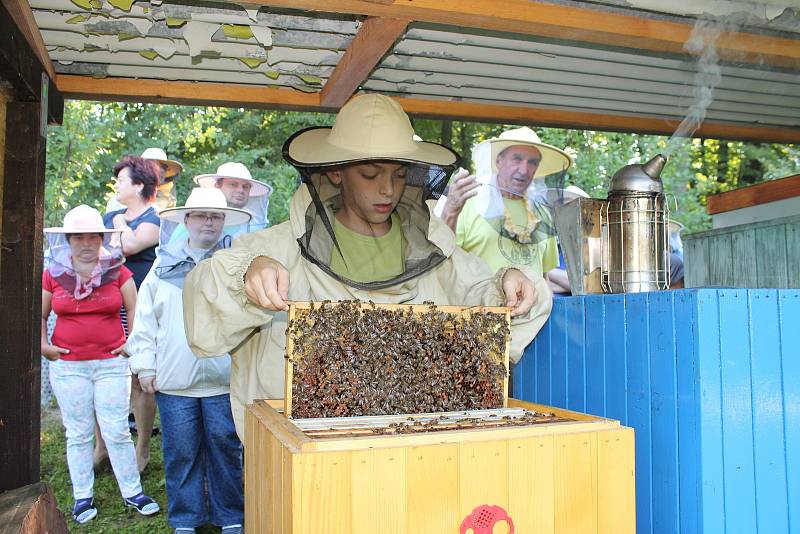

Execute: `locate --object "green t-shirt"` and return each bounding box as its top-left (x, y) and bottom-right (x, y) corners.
top-left (455, 196), bottom-right (558, 275)
top-left (329, 213), bottom-right (405, 283)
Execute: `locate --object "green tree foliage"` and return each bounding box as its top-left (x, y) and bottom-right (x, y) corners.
top-left (47, 101), bottom-right (800, 232)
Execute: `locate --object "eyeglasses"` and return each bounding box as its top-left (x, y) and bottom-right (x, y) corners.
top-left (187, 213), bottom-right (225, 223)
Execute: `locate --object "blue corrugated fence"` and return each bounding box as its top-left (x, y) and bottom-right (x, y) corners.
top-left (513, 289), bottom-right (800, 534)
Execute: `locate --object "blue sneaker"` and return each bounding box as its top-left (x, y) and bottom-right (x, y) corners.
top-left (72, 497), bottom-right (97, 524)
top-left (221, 525), bottom-right (243, 534)
top-left (123, 492), bottom-right (160, 516)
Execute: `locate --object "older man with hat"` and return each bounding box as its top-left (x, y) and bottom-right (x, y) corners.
top-left (126, 187), bottom-right (250, 534)
top-left (438, 127), bottom-right (572, 282)
top-left (194, 162), bottom-right (273, 234)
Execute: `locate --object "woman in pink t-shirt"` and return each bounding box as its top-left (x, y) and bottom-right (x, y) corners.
top-left (41, 205), bottom-right (159, 525)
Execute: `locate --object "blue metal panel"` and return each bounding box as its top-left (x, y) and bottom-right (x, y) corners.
top-left (627, 293), bottom-right (653, 534)
top-left (604, 294), bottom-right (627, 423)
top-left (779, 292), bottom-right (800, 533)
top-left (749, 291), bottom-right (789, 533)
top-left (674, 291), bottom-right (701, 534)
top-left (513, 288), bottom-right (800, 534)
top-left (584, 296), bottom-right (606, 416)
top-left (550, 303), bottom-right (568, 407)
top-left (694, 290), bottom-right (727, 534)
top-left (566, 297), bottom-right (586, 413)
top-left (536, 311), bottom-right (552, 405)
top-left (717, 290), bottom-right (758, 532)
top-left (649, 291), bottom-right (679, 534)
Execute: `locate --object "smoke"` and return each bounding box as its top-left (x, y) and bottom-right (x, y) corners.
top-left (663, 19), bottom-right (731, 157)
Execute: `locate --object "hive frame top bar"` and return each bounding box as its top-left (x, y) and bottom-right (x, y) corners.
top-left (284, 301), bottom-right (513, 418)
top-left (293, 407), bottom-right (546, 430)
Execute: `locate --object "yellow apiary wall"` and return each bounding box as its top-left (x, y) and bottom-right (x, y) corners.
top-left (245, 399), bottom-right (635, 534)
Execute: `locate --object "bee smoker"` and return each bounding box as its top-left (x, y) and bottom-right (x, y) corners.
top-left (554, 154), bottom-right (671, 295)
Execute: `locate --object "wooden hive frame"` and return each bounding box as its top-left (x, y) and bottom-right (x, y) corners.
top-left (284, 301), bottom-right (512, 418)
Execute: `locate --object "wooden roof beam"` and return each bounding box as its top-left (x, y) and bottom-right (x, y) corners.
top-left (243, 0), bottom-right (800, 70)
top-left (56, 75), bottom-right (800, 144)
top-left (320, 16), bottom-right (410, 108)
top-left (396, 96), bottom-right (800, 144)
top-left (56, 75), bottom-right (323, 111)
top-left (1, 0), bottom-right (56, 81)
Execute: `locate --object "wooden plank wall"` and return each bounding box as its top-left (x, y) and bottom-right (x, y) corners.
top-left (683, 215), bottom-right (800, 288)
top-left (0, 91), bottom-right (5, 274)
top-left (0, 98), bottom-right (47, 492)
top-left (513, 289), bottom-right (800, 534)
top-left (0, 0), bottom-right (63, 492)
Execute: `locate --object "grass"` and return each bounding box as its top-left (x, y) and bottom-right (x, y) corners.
top-left (40, 402), bottom-right (218, 533)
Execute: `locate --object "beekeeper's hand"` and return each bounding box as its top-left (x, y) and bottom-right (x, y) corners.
top-left (138, 375), bottom-right (157, 394)
top-left (501, 268), bottom-right (537, 317)
top-left (244, 256), bottom-right (290, 311)
top-left (440, 168), bottom-right (479, 231)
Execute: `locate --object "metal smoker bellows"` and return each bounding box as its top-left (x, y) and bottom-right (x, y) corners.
top-left (554, 154), bottom-right (671, 294)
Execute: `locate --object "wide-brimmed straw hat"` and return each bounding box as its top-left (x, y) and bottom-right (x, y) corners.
top-left (44, 205), bottom-right (123, 234)
top-left (158, 187), bottom-right (252, 226)
top-left (477, 127), bottom-right (572, 178)
top-left (141, 147), bottom-right (183, 180)
top-left (194, 162), bottom-right (272, 197)
top-left (283, 94), bottom-right (459, 168)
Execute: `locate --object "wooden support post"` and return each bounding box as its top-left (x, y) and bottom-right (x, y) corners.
top-left (0, 0), bottom-right (63, 492)
top-left (319, 16), bottom-right (409, 108)
top-left (0, 98), bottom-right (47, 492)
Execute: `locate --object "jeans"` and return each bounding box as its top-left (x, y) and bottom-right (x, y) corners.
top-left (49, 356), bottom-right (142, 500)
top-left (155, 392), bottom-right (243, 528)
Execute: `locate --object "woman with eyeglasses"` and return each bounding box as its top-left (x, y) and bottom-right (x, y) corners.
top-left (126, 188), bottom-right (250, 534)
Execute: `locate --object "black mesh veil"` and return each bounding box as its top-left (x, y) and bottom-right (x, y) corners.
top-left (282, 128), bottom-right (461, 290)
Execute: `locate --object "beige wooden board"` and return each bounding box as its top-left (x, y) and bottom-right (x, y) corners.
top-left (405, 444), bottom-right (460, 532)
top-left (508, 436), bottom-right (555, 533)
top-left (458, 440), bottom-right (509, 518)
top-left (282, 446), bottom-right (294, 534)
top-left (269, 434), bottom-right (283, 533)
top-left (597, 428), bottom-right (636, 534)
top-left (554, 432), bottom-right (598, 534)
top-left (295, 452), bottom-right (352, 534)
top-left (351, 448), bottom-right (407, 534)
top-left (244, 412), bottom-right (258, 533)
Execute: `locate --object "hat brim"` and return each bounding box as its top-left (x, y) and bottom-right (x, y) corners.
top-left (44, 226), bottom-right (123, 234)
top-left (193, 174), bottom-right (272, 196)
top-left (283, 127), bottom-right (459, 169)
top-left (486, 138), bottom-right (572, 178)
top-left (147, 158), bottom-right (183, 181)
top-left (158, 206), bottom-right (252, 226)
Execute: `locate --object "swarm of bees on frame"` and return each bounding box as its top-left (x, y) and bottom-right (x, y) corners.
top-left (288, 301), bottom-right (510, 418)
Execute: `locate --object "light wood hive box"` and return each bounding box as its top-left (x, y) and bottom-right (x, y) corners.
top-left (245, 302), bottom-right (636, 533)
top-left (245, 399), bottom-right (635, 534)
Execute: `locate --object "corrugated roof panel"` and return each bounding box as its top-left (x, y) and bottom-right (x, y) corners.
top-left (31, 0), bottom-right (359, 91)
top-left (362, 79), bottom-right (800, 126)
top-left (54, 61), bottom-right (328, 89)
top-left (368, 25), bottom-right (800, 128)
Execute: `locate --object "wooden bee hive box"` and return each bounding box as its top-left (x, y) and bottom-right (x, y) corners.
top-left (244, 398), bottom-right (636, 534)
top-left (284, 301), bottom-right (512, 418)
